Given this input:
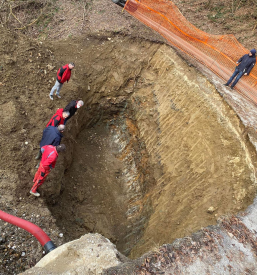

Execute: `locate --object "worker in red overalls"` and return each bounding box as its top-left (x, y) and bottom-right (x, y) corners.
top-left (46, 109), bottom-right (70, 127)
top-left (30, 144), bottom-right (66, 197)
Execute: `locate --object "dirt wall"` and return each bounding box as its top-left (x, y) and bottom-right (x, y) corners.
top-left (1, 22), bottom-right (257, 274)
top-left (127, 44), bottom-right (257, 257)
top-left (44, 41), bottom-right (257, 260)
top-left (0, 25), bottom-right (160, 273)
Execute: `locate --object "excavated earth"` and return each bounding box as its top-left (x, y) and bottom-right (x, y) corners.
top-left (1, 6), bottom-right (257, 274)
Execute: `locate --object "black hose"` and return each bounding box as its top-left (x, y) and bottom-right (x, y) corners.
top-left (44, 241), bottom-right (56, 254)
top-left (111, 0), bottom-right (127, 8)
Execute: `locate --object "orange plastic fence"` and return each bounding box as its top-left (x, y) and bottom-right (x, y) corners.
top-left (124, 0), bottom-right (257, 105)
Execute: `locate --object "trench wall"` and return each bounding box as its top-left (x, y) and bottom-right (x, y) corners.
top-left (54, 43), bottom-right (257, 259)
top-left (124, 0), bottom-right (257, 105)
top-left (22, 43), bottom-right (257, 275)
top-left (126, 44), bottom-right (257, 258)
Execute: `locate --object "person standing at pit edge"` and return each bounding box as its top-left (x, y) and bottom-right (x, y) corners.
top-left (30, 144), bottom-right (66, 197)
top-left (49, 62), bottom-right (75, 100)
top-left (63, 100), bottom-right (84, 124)
top-left (224, 49), bottom-right (256, 89)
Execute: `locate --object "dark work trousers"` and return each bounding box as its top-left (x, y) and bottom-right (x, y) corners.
top-left (64, 116), bottom-right (72, 125)
top-left (226, 68), bottom-right (244, 88)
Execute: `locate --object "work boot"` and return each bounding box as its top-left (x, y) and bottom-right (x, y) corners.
top-left (224, 83), bottom-right (229, 86)
top-left (30, 190), bottom-right (40, 197)
top-left (230, 86), bottom-right (234, 90)
top-left (35, 150), bottom-right (41, 160)
top-left (49, 94), bottom-right (53, 100)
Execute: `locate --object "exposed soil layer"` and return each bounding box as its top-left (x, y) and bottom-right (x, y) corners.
top-left (0, 26), bottom-right (160, 273)
top-left (1, 3), bottom-right (257, 273)
top-left (104, 213), bottom-right (257, 275)
top-left (49, 122), bottom-right (129, 244)
top-left (44, 41), bottom-right (257, 260)
top-left (127, 44), bottom-right (257, 257)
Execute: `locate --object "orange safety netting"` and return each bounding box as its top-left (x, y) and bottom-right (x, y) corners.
top-left (124, 0), bottom-right (257, 105)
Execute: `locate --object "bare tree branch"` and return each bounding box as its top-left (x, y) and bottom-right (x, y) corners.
top-left (10, 4), bottom-right (25, 28)
top-left (0, 0), bottom-right (49, 29)
top-left (15, 8), bottom-right (44, 30)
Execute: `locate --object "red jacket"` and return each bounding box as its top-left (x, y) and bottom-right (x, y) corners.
top-left (46, 108), bottom-right (65, 127)
top-left (57, 64), bottom-right (71, 84)
top-left (41, 145), bottom-right (58, 169)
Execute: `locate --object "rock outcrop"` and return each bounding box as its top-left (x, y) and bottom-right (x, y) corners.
top-left (21, 234), bottom-right (128, 275)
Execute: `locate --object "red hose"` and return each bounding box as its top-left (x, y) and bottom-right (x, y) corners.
top-left (0, 210), bottom-right (56, 253)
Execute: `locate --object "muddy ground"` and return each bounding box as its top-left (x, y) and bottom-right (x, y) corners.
top-left (1, 0), bottom-right (257, 274)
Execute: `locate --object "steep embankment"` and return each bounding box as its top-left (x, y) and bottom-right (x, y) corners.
top-left (21, 41), bottom-right (257, 275)
top-left (1, 7), bottom-right (257, 273)
top-left (0, 26), bottom-right (160, 274)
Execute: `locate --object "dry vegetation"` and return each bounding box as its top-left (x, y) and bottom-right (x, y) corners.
top-left (1, 0), bottom-right (257, 48)
top-left (0, 0), bottom-right (50, 29)
top-left (174, 0), bottom-right (257, 47)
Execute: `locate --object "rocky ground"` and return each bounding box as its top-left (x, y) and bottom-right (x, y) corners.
top-left (0, 200), bottom-right (64, 274)
top-left (0, 27), bottom-right (67, 274)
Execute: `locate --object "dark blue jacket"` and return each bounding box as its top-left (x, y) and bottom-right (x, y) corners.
top-left (40, 126), bottom-right (63, 148)
top-left (237, 54), bottom-right (256, 74)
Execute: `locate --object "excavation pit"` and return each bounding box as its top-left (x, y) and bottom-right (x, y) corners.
top-left (47, 43), bottom-right (257, 259)
top-left (1, 19), bottom-right (257, 275)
